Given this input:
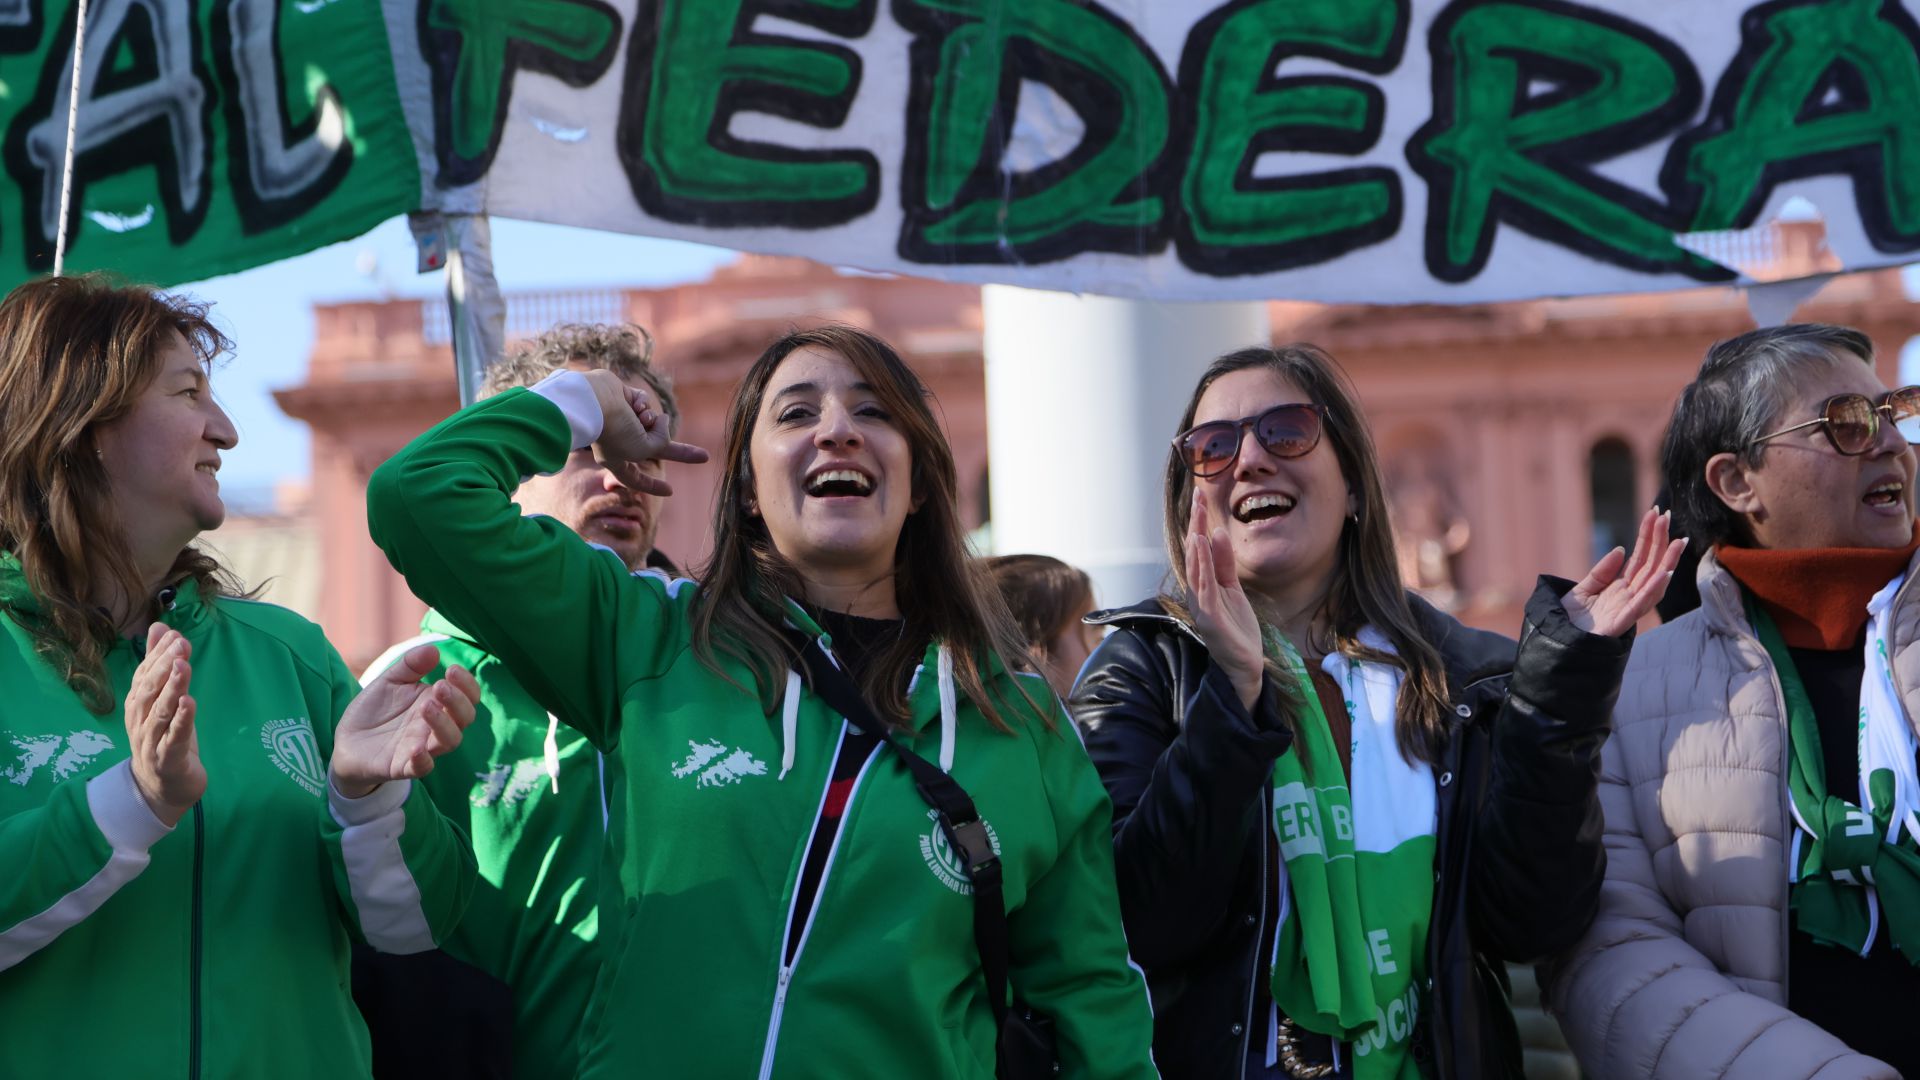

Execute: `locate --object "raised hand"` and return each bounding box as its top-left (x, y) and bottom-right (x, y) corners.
top-left (1563, 507), bottom-right (1687, 637)
top-left (1186, 490), bottom-right (1267, 711)
top-left (330, 644), bottom-right (482, 799)
top-left (581, 369), bottom-right (708, 497)
top-left (123, 624), bottom-right (205, 827)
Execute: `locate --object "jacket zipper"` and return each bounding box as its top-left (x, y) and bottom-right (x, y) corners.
top-left (190, 803), bottom-right (205, 1079)
top-left (1237, 784), bottom-right (1271, 1080)
top-left (756, 725), bottom-right (877, 1080)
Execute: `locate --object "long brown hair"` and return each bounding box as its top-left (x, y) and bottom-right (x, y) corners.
top-left (0, 274), bottom-right (245, 713)
top-left (1161, 344), bottom-right (1451, 764)
top-left (986, 553), bottom-right (1093, 657)
top-left (691, 325), bottom-right (1038, 729)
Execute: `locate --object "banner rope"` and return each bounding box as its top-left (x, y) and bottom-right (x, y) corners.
top-left (52, 0), bottom-right (89, 278)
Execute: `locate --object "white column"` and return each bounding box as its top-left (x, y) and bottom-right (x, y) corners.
top-left (982, 287), bottom-right (1270, 609)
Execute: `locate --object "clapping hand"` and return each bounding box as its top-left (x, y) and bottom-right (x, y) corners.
top-left (330, 645), bottom-right (481, 799)
top-left (581, 369), bottom-right (708, 496)
top-left (1186, 490), bottom-right (1267, 711)
top-left (1563, 507), bottom-right (1687, 637)
top-left (124, 625), bottom-right (205, 827)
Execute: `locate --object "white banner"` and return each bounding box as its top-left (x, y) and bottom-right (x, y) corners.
top-left (388, 0), bottom-right (1920, 303)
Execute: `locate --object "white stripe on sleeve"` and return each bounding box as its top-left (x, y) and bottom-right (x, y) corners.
top-left (0, 760), bottom-right (172, 970)
top-left (358, 632), bottom-right (454, 689)
top-left (328, 776), bottom-right (436, 953)
top-left (529, 369), bottom-right (603, 449)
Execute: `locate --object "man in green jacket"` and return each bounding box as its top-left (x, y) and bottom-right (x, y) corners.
top-left (354, 324), bottom-right (681, 1079)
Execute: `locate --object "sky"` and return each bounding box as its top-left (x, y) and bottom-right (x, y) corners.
top-left (177, 217), bottom-right (736, 510)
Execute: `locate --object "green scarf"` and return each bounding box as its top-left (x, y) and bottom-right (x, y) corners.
top-left (1749, 592), bottom-right (1920, 962)
top-left (1266, 628), bottom-right (1435, 1078)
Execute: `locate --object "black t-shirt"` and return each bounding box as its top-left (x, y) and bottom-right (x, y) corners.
top-left (1784, 642), bottom-right (1920, 1075)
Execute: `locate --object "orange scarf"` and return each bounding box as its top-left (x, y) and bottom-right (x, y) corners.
top-left (1718, 526), bottom-right (1920, 649)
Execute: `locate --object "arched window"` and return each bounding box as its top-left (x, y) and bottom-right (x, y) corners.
top-left (1589, 438), bottom-right (1637, 563)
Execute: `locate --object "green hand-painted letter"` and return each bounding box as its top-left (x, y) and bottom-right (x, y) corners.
top-left (1675, 0), bottom-right (1920, 248)
top-left (1409, 1), bottom-right (1721, 284)
top-left (424, 0), bottom-right (619, 185)
top-left (622, 0), bottom-right (878, 227)
top-left (1176, 0), bottom-right (1406, 275)
top-left (895, 0), bottom-right (1171, 263)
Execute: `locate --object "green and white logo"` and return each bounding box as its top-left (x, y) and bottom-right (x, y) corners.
top-left (669, 739), bottom-right (768, 788)
top-left (3, 731), bottom-right (115, 786)
top-left (262, 717), bottom-right (324, 797)
top-left (918, 808), bottom-right (1001, 895)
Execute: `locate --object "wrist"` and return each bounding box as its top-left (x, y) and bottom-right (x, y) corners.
top-left (133, 776), bottom-right (188, 828)
top-left (328, 764), bottom-right (380, 799)
top-left (330, 771), bottom-right (380, 800)
top-left (1233, 674), bottom-right (1262, 712)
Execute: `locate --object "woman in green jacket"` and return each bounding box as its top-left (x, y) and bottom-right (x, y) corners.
top-left (0, 275), bottom-right (481, 1079)
top-left (368, 324), bottom-right (1158, 1078)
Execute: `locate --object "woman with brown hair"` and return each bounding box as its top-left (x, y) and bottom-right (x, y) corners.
top-left (367, 323), bottom-right (1157, 1077)
top-left (1070, 343), bottom-right (1681, 1079)
top-left (987, 553), bottom-right (1101, 698)
top-left (0, 274), bottom-right (481, 1078)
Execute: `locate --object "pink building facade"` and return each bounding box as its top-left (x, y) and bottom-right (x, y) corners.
top-left (278, 230), bottom-right (1920, 670)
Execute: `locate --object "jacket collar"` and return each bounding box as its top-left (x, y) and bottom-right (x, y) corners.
top-left (1089, 591), bottom-right (1514, 701)
top-left (0, 550), bottom-right (208, 632)
top-left (777, 594), bottom-right (1017, 738)
top-left (1087, 597), bottom-right (1203, 646)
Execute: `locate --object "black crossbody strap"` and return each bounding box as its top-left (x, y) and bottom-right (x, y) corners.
top-left (783, 631), bottom-right (1016, 1038)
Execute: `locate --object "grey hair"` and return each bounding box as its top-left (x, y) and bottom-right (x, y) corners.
top-left (481, 322), bottom-right (679, 436)
top-left (1661, 323), bottom-right (1876, 548)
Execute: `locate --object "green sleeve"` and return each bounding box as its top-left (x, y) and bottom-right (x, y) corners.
top-left (0, 760), bottom-right (172, 970)
top-left (317, 644), bottom-right (477, 952)
top-left (365, 384), bottom-right (697, 750)
top-left (1006, 691), bottom-right (1161, 1079)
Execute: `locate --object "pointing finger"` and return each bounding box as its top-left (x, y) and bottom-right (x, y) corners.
top-left (655, 439), bottom-right (709, 466)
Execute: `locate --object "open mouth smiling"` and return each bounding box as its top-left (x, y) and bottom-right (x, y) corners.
top-left (1233, 491), bottom-right (1295, 524)
top-left (804, 467), bottom-right (874, 498)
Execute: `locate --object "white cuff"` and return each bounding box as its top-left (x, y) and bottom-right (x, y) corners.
top-left (530, 369), bottom-right (603, 450)
top-left (328, 773), bottom-right (411, 826)
top-left (87, 760), bottom-right (172, 852)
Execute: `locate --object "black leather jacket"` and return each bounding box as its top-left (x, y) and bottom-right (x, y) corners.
top-left (1069, 578), bottom-right (1629, 1080)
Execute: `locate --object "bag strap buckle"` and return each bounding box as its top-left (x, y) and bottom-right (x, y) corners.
top-left (943, 813), bottom-right (1001, 884)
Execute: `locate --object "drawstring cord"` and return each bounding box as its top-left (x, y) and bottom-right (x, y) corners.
top-left (778, 668), bottom-right (802, 780)
top-left (776, 643), bottom-right (961, 779)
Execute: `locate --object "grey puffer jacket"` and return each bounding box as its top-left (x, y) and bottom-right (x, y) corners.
top-left (1541, 550), bottom-right (1916, 1080)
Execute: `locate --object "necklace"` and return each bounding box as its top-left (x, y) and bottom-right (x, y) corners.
top-left (1275, 1017), bottom-right (1336, 1078)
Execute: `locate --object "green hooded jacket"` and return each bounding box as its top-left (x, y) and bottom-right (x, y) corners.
top-left (0, 557), bottom-right (476, 1079)
top-left (366, 375), bottom-right (1160, 1079)
top-left (362, 608), bottom-right (605, 1080)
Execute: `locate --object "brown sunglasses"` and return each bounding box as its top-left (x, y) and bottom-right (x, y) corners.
top-left (1751, 386), bottom-right (1920, 456)
top-left (1173, 403), bottom-right (1328, 478)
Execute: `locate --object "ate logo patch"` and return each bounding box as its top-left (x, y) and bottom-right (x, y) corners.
top-left (262, 717), bottom-right (324, 797)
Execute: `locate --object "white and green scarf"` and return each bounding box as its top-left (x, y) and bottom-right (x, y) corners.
top-left (1266, 627), bottom-right (1436, 1079)
top-left (1755, 574), bottom-right (1920, 962)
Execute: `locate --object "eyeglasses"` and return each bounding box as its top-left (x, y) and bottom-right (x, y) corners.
top-left (1173, 403), bottom-right (1328, 478)
top-left (1751, 386), bottom-right (1920, 456)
